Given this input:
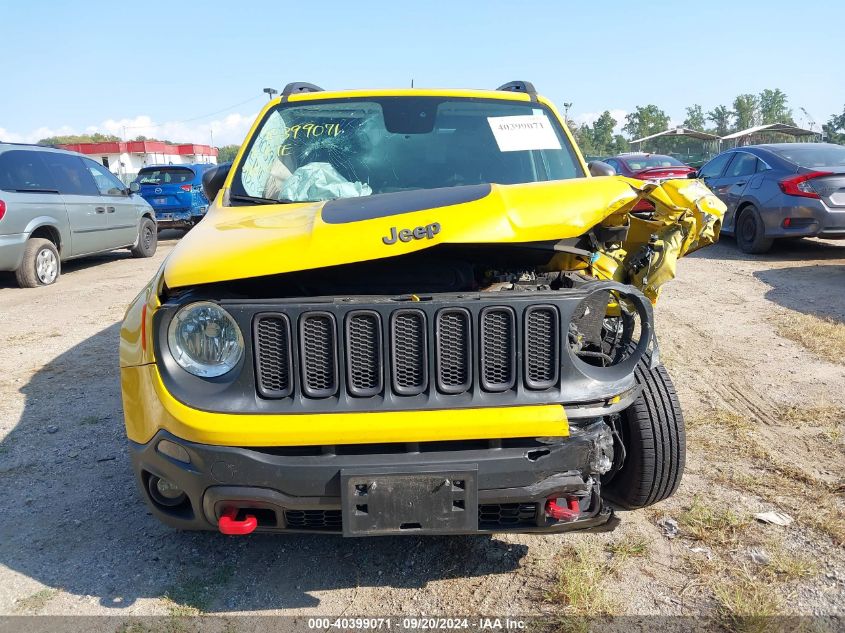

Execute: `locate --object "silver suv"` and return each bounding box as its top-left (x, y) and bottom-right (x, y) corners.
top-left (0, 143), bottom-right (157, 287)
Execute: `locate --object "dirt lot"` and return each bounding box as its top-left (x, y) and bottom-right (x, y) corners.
top-left (0, 232), bottom-right (843, 624)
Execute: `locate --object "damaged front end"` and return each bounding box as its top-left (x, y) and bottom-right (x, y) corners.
top-left (120, 87), bottom-right (725, 535)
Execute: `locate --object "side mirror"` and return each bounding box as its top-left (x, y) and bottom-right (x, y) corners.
top-left (588, 160), bottom-right (616, 177)
top-left (687, 171), bottom-right (699, 179)
top-left (202, 162), bottom-right (232, 203)
top-left (129, 181), bottom-right (140, 193)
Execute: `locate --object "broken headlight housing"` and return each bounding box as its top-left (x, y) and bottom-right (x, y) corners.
top-left (167, 301), bottom-right (244, 377)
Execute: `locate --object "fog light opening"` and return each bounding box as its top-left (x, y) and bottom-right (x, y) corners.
top-left (147, 474), bottom-right (187, 508)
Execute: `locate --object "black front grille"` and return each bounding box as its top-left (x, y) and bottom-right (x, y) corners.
top-left (525, 306), bottom-right (559, 389)
top-left (255, 315), bottom-right (293, 398)
top-left (252, 299), bottom-right (564, 403)
top-left (391, 310), bottom-right (427, 395)
top-left (478, 503), bottom-right (538, 528)
top-left (480, 308), bottom-right (516, 391)
top-left (284, 509), bottom-right (342, 530)
top-left (436, 309), bottom-right (471, 393)
top-left (300, 313), bottom-right (338, 397)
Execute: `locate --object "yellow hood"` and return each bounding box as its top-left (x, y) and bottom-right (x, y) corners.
top-left (163, 176), bottom-right (655, 289)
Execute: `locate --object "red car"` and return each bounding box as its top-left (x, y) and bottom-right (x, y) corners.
top-left (604, 154), bottom-right (695, 181)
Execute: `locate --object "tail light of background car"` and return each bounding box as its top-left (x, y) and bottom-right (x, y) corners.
top-left (180, 184), bottom-right (192, 192)
top-left (779, 171), bottom-right (833, 199)
top-left (0, 199), bottom-right (5, 221)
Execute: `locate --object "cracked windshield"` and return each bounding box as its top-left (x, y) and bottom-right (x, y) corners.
top-left (234, 97), bottom-right (583, 203)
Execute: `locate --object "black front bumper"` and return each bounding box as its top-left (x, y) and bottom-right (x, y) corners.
top-left (130, 421), bottom-right (618, 536)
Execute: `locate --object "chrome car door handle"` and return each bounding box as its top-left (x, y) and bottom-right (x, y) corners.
top-left (95, 206), bottom-right (106, 213)
top-left (107, 206), bottom-right (116, 213)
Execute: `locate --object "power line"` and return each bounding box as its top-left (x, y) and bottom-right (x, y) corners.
top-left (122, 94), bottom-right (263, 130)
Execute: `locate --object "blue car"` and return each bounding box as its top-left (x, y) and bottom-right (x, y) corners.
top-left (134, 164), bottom-right (216, 230)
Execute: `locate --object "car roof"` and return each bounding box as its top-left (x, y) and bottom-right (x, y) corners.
top-left (734, 142), bottom-right (841, 151)
top-left (139, 163), bottom-right (213, 170)
top-left (0, 142), bottom-right (89, 158)
top-left (275, 87), bottom-right (547, 105)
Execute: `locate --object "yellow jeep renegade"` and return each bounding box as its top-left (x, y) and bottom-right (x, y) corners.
top-left (120, 81), bottom-right (724, 536)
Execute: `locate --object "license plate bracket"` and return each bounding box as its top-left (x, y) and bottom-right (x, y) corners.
top-left (340, 466), bottom-right (478, 536)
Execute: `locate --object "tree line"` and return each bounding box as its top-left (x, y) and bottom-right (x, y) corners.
top-left (573, 88), bottom-right (845, 157)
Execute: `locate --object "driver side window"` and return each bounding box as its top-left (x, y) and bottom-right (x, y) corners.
top-left (85, 159), bottom-right (126, 196)
top-left (698, 153), bottom-right (732, 179)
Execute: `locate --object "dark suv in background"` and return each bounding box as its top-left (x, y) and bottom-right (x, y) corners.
top-left (0, 143), bottom-right (157, 287)
top-left (134, 164), bottom-right (215, 231)
top-left (697, 143), bottom-right (845, 253)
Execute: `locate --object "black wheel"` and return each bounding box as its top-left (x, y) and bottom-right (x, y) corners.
top-left (15, 237), bottom-right (60, 288)
top-left (735, 205), bottom-right (773, 254)
top-left (130, 217), bottom-right (157, 258)
top-left (603, 353), bottom-right (685, 509)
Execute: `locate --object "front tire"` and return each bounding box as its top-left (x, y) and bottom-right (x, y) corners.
top-left (131, 217), bottom-right (157, 258)
top-left (15, 238), bottom-right (60, 288)
top-left (736, 206), bottom-right (773, 254)
top-left (603, 354), bottom-right (685, 509)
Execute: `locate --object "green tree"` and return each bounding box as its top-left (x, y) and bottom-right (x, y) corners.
top-left (823, 105), bottom-right (845, 144)
top-left (683, 105), bottom-right (706, 131)
top-left (216, 144), bottom-right (241, 163)
top-left (37, 132), bottom-right (121, 145)
top-left (590, 110), bottom-right (617, 154)
top-left (758, 88), bottom-right (794, 125)
top-left (732, 94), bottom-right (760, 131)
top-left (622, 105), bottom-right (670, 140)
top-left (707, 105), bottom-right (732, 136)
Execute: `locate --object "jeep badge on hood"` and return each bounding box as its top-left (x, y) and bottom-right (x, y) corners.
top-left (382, 222), bottom-right (442, 245)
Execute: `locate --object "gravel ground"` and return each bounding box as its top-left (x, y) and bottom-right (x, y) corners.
top-left (0, 232), bottom-right (843, 618)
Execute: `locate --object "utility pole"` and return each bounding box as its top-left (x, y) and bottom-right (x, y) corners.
top-left (564, 102), bottom-right (573, 124)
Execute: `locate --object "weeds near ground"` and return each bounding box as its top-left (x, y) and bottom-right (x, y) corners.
top-left (769, 311), bottom-right (845, 365)
top-left (546, 542), bottom-right (616, 616)
top-left (162, 564), bottom-right (234, 616)
top-left (15, 588), bottom-right (57, 614)
top-left (712, 567), bottom-right (784, 633)
top-left (679, 496), bottom-right (752, 546)
top-left (604, 532), bottom-right (651, 563)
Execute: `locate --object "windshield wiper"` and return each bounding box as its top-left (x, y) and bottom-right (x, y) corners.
top-left (229, 193), bottom-right (294, 205)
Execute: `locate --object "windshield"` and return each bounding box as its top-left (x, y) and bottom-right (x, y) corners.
top-left (621, 155), bottom-right (686, 171)
top-left (772, 145), bottom-right (845, 169)
top-left (137, 167), bottom-right (195, 185)
top-left (232, 97), bottom-right (583, 203)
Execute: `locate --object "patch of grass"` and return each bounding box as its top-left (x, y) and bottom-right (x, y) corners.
top-left (712, 568), bottom-right (783, 633)
top-left (163, 564), bottom-right (233, 616)
top-left (679, 496), bottom-right (752, 546)
top-left (605, 533), bottom-right (651, 562)
top-left (770, 311), bottom-right (845, 365)
top-left (15, 588), bottom-right (57, 613)
top-left (764, 542), bottom-right (818, 581)
top-left (545, 542), bottom-right (616, 616)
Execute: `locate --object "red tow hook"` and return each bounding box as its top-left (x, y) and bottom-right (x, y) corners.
top-left (545, 496), bottom-right (581, 522)
top-left (218, 506), bottom-right (258, 535)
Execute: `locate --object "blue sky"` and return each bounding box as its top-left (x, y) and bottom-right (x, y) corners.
top-left (1, 0), bottom-right (842, 145)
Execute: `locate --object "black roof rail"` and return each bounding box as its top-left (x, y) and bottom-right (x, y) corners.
top-left (280, 82), bottom-right (325, 102)
top-left (496, 81), bottom-right (538, 102)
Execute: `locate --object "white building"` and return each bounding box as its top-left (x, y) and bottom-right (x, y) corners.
top-left (56, 141), bottom-right (218, 183)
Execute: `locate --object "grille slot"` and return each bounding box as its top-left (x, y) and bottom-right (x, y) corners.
top-left (299, 313), bottom-right (338, 398)
top-left (480, 307), bottom-right (516, 392)
top-left (254, 315), bottom-right (293, 398)
top-left (525, 306), bottom-right (559, 389)
top-left (478, 503), bottom-right (538, 528)
top-left (391, 310), bottom-right (428, 395)
top-left (435, 309), bottom-right (472, 394)
top-left (346, 311), bottom-right (383, 397)
top-left (284, 509), bottom-right (342, 531)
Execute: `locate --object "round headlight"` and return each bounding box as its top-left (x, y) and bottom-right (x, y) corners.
top-left (167, 301), bottom-right (243, 377)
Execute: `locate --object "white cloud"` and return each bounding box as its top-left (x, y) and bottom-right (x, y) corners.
top-left (572, 109), bottom-right (628, 134)
top-left (1, 111), bottom-right (258, 147)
